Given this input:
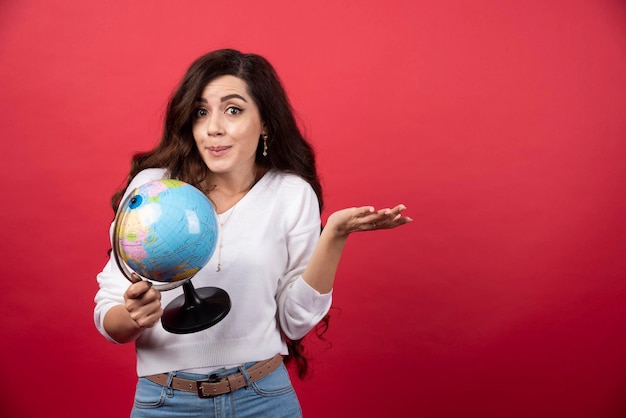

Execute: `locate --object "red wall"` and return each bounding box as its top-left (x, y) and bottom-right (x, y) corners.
top-left (2, 1), bottom-right (626, 417)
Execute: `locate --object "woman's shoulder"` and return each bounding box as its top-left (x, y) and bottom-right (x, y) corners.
top-left (260, 170), bottom-right (319, 215)
top-left (264, 169), bottom-right (312, 192)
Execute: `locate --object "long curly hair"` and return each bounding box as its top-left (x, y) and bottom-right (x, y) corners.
top-left (111, 49), bottom-right (327, 378)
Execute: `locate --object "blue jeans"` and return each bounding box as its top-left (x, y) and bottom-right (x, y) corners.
top-left (130, 362), bottom-right (302, 418)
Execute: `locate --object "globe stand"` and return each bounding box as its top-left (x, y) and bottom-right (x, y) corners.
top-left (161, 280), bottom-right (231, 334)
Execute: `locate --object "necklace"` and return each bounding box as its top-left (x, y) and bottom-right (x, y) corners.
top-left (210, 168), bottom-right (261, 272)
top-left (216, 206), bottom-right (237, 272)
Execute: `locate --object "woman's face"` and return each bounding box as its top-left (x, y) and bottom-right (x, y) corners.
top-left (192, 75), bottom-right (265, 177)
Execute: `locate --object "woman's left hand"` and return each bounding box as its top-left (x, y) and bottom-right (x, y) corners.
top-left (303, 204), bottom-right (412, 294)
top-left (326, 204), bottom-right (412, 237)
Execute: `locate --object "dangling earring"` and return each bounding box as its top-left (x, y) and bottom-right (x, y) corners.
top-left (262, 134), bottom-right (268, 157)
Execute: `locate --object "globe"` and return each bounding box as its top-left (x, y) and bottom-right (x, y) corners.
top-left (114, 179), bottom-right (218, 284)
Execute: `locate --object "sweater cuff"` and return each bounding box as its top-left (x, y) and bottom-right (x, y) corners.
top-left (293, 277), bottom-right (333, 308)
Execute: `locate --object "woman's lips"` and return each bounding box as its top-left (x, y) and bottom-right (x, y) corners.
top-left (207, 145), bottom-right (231, 157)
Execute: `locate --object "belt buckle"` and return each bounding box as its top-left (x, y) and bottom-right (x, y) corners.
top-left (196, 374), bottom-right (221, 398)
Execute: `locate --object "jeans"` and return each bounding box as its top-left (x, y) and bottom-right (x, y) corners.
top-left (130, 362), bottom-right (302, 418)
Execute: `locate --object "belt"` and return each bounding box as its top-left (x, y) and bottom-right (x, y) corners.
top-left (145, 354), bottom-right (284, 398)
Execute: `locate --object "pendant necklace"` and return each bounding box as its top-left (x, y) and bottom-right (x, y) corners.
top-left (212, 169), bottom-right (259, 272)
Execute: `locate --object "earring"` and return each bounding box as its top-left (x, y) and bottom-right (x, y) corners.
top-left (262, 134), bottom-right (268, 157)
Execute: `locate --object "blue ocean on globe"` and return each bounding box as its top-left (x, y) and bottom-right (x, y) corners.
top-left (115, 179), bottom-right (218, 282)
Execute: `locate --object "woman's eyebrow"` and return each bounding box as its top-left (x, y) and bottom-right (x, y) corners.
top-left (221, 94), bottom-right (247, 102)
top-left (195, 94), bottom-right (248, 103)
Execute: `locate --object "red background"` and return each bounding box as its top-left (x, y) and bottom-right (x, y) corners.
top-left (2, 1), bottom-right (626, 417)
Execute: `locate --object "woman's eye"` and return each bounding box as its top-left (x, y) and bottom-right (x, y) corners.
top-left (226, 107), bottom-right (242, 115)
top-left (194, 108), bottom-right (208, 118)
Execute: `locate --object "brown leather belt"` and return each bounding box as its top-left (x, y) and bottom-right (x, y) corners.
top-left (145, 354), bottom-right (283, 398)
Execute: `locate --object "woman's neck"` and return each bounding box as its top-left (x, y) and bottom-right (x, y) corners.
top-left (205, 166), bottom-right (266, 213)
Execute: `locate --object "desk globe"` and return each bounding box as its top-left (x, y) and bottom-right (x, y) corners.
top-left (112, 178), bottom-right (230, 334)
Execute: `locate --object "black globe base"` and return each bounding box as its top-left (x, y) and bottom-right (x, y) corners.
top-left (161, 280), bottom-right (231, 334)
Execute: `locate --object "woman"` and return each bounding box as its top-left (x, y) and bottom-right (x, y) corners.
top-left (94, 49), bottom-right (412, 417)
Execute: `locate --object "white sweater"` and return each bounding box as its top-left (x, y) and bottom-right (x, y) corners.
top-left (94, 168), bottom-right (332, 376)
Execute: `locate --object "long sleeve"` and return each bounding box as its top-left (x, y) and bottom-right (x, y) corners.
top-left (274, 177), bottom-right (332, 340)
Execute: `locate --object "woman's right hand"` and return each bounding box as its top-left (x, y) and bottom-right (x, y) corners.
top-left (124, 280), bottom-right (163, 329)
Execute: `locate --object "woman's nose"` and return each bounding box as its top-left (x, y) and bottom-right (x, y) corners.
top-left (207, 113), bottom-right (224, 136)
